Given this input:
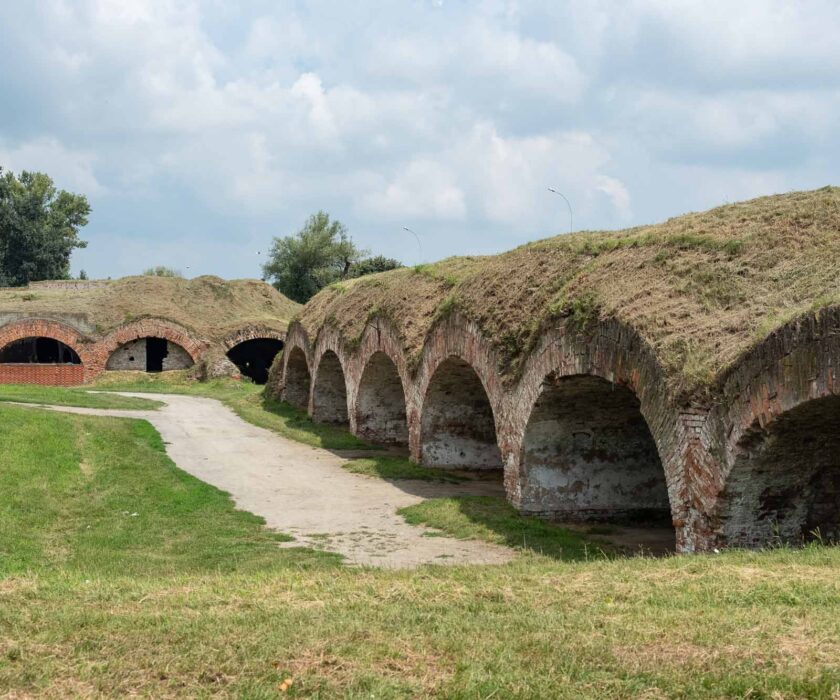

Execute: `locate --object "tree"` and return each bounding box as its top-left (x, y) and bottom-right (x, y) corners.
top-left (143, 266), bottom-right (182, 278)
top-left (346, 255), bottom-right (402, 279)
top-left (0, 168), bottom-right (90, 287)
top-left (263, 211), bottom-right (364, 303)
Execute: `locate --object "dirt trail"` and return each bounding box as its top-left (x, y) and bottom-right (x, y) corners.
top-left (21, 394), bottom-right (514, 568)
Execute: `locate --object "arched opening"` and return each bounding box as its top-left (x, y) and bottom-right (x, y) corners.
top-left (226, 338), bottom-right (284, 384)
top-left (356, 351), bottom-right (408, 446)
top-left (520, 374), bottom-right (671, 529)
top-left (283, 347), bottom-right (310, 409)
top-left (0, 337), bottom-right (81, 364)
top-left (720, 395), bottom-right (840, 547)
top-left (420, 356), bottom-right (501, 469)
top-left (312, 350), bottom-right (348, 424)
top-left (106, 337), bottom-right (194, 372)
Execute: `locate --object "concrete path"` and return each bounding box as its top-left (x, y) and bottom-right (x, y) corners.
top-left (19, 394), bottom-right (514, 568)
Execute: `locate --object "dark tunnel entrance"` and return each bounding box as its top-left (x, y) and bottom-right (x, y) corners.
top-left (146, 337), bottom-right (168, 372)
top-left (721, 394), bottom-right (840, 547)
top-left (226, 338), bottom-right (284, 385)
top-left (0, 337), bottom-right (81, 364)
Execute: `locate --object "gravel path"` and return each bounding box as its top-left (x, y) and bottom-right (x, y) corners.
top-left (20, 393), bottom-right (515, 568)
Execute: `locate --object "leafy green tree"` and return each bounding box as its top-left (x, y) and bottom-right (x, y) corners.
top-left (346, 255), bottom-right (402, 279)
top-left (78, 269), bottom-right (88, 280)
top-left (142, 266), bottom-right (182, 278)
top-left (263, 211), bottom-right (364, 303)
top-left (0, 168), bottom-right (90, 286)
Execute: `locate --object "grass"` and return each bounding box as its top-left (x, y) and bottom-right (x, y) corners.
top-left (0, 383), bottom-right (162, 410)
top-left (399, 496), bottom-right (600, 561)
top-left (91, 371), bottom-right (371, 450)
top-left (0, 275), bottom-right (298, 343)
top-left (297, 186), bottom-right (840, 395)
top-left (0, 403), bottom-right (336, 578)
top-left (343, 455), bottom-right (466, 482)
top-left (1, 393), bottom-right (840, 696)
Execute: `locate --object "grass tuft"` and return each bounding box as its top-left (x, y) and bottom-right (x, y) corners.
top-left (343, 456), bottom-right (465, 482)
top-left (399, 496), bottom-right (603, 561)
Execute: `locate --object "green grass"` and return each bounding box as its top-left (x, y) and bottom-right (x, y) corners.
top-left (0, 403), bottom-right (336, 577)
top-left (0, 384), bottom-right (162, 410)
top-left (399, 496), bottom-right (599, 561)
top-left (343, 455), bottom-right (466, 482)
top-left (90, 371), bottom-right (371, 450)
top-left (1, 400), bottom-right (840, 696)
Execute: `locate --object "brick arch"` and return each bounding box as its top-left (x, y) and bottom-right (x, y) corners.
top-left (710, 307), bottom-right (840, 547)
top-left (310, 324), bottom-right (351, 423)
top-left (350, 319), bottom-right (411, 444)
top-left (413, 313), bottom-right (507, 469)
top-left (510, 318), bottom-right (697, 550)
top-left (718, 307), bottom-right (840, 466)
top-left (99, 318), bottom-right (206, 370)
top-left (0, 318), bottom-right (95, 371)
top-left (275, 322), bottom-right (312, 408)
top-left (221, 325), bottom-right (286, 352)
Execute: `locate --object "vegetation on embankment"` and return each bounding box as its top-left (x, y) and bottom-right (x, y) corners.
top-left (2, 387), bottom-right (840, 697)
top-left (0, 384), bottom-right (161, 410)
top-left (0, 274), bottom-right (299, 343)
top-left (297, 187), bottom-right (840, 395)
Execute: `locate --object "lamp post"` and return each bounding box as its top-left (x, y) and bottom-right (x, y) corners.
top-left (548, 187), bottom-right (574, 234)
top-left (402, 226), bottom-right (423, 263)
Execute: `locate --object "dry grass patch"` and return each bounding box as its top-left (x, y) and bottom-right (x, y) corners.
top-left (297, 187), bottom-right (840, 395)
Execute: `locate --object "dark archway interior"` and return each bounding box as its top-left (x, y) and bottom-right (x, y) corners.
top-left (420, 356), bottom-right (502, 469)
top-left (0, 337), bottom-right (81, 364)
top-left (521, 375), bottom-right (670, 526)
top-left (284, 347), bottom-right (311, 409)
top-left (227, 338), bottom-right (284, 384)
top-left (356, 351), bottom-right (408, 446)
top-left (312, 351), bottom-right (348, 424)
top-left (146, 337), bottom-right (168, 372)
top-left (722, 395), bottom-right (840, 547)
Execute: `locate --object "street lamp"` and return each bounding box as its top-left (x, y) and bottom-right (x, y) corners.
top-left (402, 226), bottom-right (423, 262)
top-left (548, 187), bottom-right (574, 234)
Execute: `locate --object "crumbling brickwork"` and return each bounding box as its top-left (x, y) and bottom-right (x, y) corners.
top-left (0, 316), bottom-right (207, 383)
top-left (276, 309), bottom-right (840, 553)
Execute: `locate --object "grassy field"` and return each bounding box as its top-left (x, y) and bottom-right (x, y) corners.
top-left (2, 383), bottom-right (840, 697)
top-left (400, 496), bottom-right (601, 561)
top-left (0, 383), bottom-right (162, 410)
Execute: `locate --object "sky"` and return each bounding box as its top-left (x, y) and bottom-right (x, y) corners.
top-left (1, 0), bottom-right (838, 280)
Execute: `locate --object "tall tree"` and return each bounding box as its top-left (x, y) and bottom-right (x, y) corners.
top-left (0, 168), bottom-right (90, 286)
top-left (263, 211), bottom-right (364, 303)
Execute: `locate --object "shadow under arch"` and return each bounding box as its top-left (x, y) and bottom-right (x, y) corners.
top-left (0, 319), bottom-right (93, 367)
top-left (519, 372), bottom-right (671, 525)
top-left (712, 307), bottom-right (840, 547)
top-left (311, 349), bottom-right (349, 425)
top-left (419, 355), bottom-right (502, 469)
top-left (282, 344), bottom-right (311, 409)
top-left (355, 350), bottom-right (409, 445)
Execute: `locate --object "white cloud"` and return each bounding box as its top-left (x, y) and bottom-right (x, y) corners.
top-left (0, 0), bottom-right (839, 278)
top-left (0, 138), bottom-right (103, 195)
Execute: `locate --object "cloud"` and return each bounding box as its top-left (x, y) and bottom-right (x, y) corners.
top-left (0, 0), bottom-right (838, 279)
top-left (0, 138), bottom-right (104, 195)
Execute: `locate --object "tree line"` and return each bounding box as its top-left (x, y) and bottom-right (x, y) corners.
top-left (0, 166), bottom-right (400, 300)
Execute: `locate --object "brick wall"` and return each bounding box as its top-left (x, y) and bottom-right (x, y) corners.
top-left (0, 363), bottom-right (85, 386)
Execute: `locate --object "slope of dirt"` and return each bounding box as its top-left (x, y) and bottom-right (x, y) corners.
top-left (296, 187), bottom-right (840, 395)
top-left (0, 275), bottom-right (300, 341)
